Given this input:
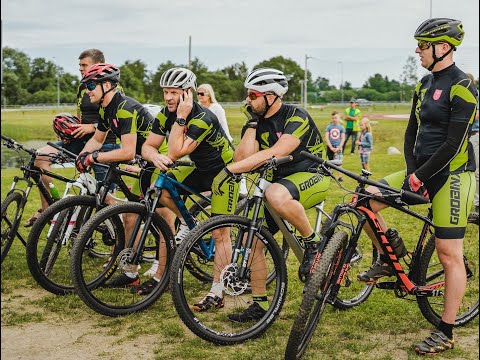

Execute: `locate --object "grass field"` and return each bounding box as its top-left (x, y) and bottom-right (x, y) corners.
top-left (1, 105), bottom-right (478, 359)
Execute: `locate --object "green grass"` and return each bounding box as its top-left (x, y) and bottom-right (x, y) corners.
top-left (1, 105), bottom-right (478, 359)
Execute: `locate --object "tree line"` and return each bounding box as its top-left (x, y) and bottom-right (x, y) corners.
top-left (2, 47), bottom-right (425, 106)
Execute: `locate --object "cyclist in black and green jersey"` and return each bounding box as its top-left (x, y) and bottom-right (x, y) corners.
top-left (357, 18), bottom-right (477, 355)
top-left (141, 67), bottom-right (239, 308)
top-left (217, 67), bottom-right (330, 322)
top-left (75, 63), bottom-right (172, 288)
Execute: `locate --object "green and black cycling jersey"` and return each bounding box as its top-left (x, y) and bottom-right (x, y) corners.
top-left (151, 102), bottom-right (234, 172)
top-left (97, 91), bottom-right (154, 155)
top-left (256, 103), bottom-right (326, 179)
top-left (405, 63), bottom-right (477, 181)
top-left (76, 83), bottom-right (118, 145)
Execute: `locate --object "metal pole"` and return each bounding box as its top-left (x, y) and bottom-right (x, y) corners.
top-left (339, 61), bottom-right (344, 103)
top-left (188, 35), bottom-right (192, 69)
top-left (304, 54), bottom-right (308, 110)
top-left (429, 0), bottom-right (433, 18)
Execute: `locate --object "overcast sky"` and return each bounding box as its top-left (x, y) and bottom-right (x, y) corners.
top-left (2, 0), bottom-right (479, 88)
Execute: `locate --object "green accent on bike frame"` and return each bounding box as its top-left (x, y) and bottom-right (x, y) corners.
top-left (286, 116), bottom-right (309, 139)
top-left (188, 118), bottom-right (212, 143)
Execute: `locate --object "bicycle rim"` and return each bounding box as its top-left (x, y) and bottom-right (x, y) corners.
top-left (416, 215), bottom-right (478, 326)
top-left (71, 202), bottom-right (174, 316)
top-left (1, 192), bottom-right (23, 263)
top-left (171, 215), bottom-right (287, 345)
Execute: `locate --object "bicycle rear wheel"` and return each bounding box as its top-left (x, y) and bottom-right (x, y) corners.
top-left (1, 192), bottom-right (23, 263)
top-left (416, 214), bottom-right (478, 326)
top-left (71, 202), bottom-right (174, 316)
top-left (170, 214), bottom-right (287, 345)
top-left (26, 196), bottom-right (98, 295)
top-left (285, 230), bottom-right (347, 360)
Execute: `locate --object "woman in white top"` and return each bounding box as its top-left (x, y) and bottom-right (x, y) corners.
top-left (197, 84), bottom-right (233, 142)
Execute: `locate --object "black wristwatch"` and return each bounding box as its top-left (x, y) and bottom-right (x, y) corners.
top-left (91, 151), bottom-right (100, 163)
top-left (176, 117), bottom-right (187, 126)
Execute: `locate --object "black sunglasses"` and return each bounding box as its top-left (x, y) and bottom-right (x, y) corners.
top-left (197, 92), bottom-right (207, 96)
top-left (85, 82), bottom-right (98, 91)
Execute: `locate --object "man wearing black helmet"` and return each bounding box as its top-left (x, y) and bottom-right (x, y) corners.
top-left (213, 67), bottom-right (330, 322)
top-left (141, 67), bottom-right (239, 304)
top-left (356, 18), bottom-right (477, 355)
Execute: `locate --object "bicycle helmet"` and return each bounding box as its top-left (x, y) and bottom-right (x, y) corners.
top-left (159, 67), bottom-right (197, 90)
top-left (244, 68), bottom-right (289, 97)
top-left (414, 18), bottom-right (464, 47)
top-left (81, 63), bottom-right (120, 84)
top-left (53, 113), bottom-right (81, 143)
top-left (143, 104), bottom-right (163, 117)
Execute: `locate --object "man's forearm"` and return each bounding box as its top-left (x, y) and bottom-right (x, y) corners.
top-left (234, 129), bottom-right (257, 161)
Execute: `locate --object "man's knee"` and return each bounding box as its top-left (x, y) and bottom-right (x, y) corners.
top-left (265, 183), bottom-right (290, 208)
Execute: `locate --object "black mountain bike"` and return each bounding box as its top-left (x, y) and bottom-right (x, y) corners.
top-left (285, 152), bottom-right (478, 359)
top-left (1, 134), bottom-right (79, 263)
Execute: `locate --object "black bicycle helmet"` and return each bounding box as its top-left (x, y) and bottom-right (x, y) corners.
top-left (414, 18), bottom-right (464, 47)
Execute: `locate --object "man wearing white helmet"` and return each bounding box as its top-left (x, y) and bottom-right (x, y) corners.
top-left (216, 67), bottom-right (330, 322)
top-left (141, 67), bottom-right (240, 306)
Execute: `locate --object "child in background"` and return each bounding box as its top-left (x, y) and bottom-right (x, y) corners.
top-left (356, 118), bottom-right (373, 171)
top-left (325, 111), bottom-right (346, 181)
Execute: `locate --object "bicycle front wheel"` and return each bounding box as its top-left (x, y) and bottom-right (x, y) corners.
top-left (170, 214), bottom-right (287, 345)
top-left (71, 202), bottom-right (174, 317)
top-left (26, 195), bottom-right (97, 295)
top-left (1, 192), bottom-right (23, 263)
top-left (285, 230), bottom-right (348, 360)
top-left (416, 214), bottom-right (478, 326)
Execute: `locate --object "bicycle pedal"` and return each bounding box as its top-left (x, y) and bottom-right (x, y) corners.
top-left (375, 281), bottom-right (398, 290)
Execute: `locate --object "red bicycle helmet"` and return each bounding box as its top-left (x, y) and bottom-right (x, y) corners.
top-left (53, 113), bottom-right (81, 143)
top-left (81, 63), bottom-right (120, 84)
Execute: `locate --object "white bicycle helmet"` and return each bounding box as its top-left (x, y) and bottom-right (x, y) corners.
top-left (159, 67), bottom-right (197, 90)
top-left (143, 104), bottom-right (163, 117)
top-left (244, 68), bottom-right (288, 96)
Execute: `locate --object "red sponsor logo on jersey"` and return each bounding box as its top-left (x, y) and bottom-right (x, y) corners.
top-left (433, 89), bottom-right (443, 100)
top-left (112, 118), bottom-right (118, 127)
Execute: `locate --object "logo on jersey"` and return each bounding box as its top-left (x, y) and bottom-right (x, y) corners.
top-left (433, 89), bottom-right (443, 101)
top-left (329, 128), bottom-right (341, 141)
top-left (276, 132), bottom-right (283, 139)
top-left (112, 118), bottom-right (118, 127)
top-left (449, 174), bottom-right (461, 225)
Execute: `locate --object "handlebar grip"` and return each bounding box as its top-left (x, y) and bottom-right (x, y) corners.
top-left (174, 160), bottom-right (195, 167)
top-left (274, 155), bottom-right (293, 166)
top-left (402, 190), bottom-right (430, 205)
top-left (1, 134), bottom-right (14, 143)
top-left (47, 141), bottom-right (77, 159)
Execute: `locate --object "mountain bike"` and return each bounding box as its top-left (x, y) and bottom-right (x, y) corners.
top-left (25, 141), bottom-right (143, 295)
top-left (69, 161), bottom-right (247, 317)
top-left (1, 134), bottom-right (86, 263)
top-left (169, 156), bottom-right (376, 345)
top-left (285, 152), bottom-right (478, 359)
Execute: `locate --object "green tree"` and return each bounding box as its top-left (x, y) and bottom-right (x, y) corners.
top-left (400, 55), bottom-right (418, 102)
top-left (120, 60), bottom-right (149, 103)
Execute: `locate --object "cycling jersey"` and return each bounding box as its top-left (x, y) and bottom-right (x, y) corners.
top-left (97, 91), bottom-right (154, 155)
top-left (404, 64), bottom-right (477, 181)
top-left (256, 104), bottom-right (326, 180)
top-left (76, 83), bottom-right (118, 145)
top-left (151, 102), bottom-right (234, 172)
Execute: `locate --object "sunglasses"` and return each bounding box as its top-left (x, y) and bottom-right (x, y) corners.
top-left (247, 90), bottom-right (269, 100)
top-left (85, 82), bottom-right (98, 91)
top-left (197, 92), bottom-right (207, 96)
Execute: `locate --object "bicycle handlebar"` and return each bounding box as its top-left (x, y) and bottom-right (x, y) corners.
top-left (2, 134), bottom-right (37, 155)
top-left (300, 151), bottom-right (430, 205)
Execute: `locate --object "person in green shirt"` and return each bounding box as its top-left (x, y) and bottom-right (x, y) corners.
top-left (342, 99), bottom-right (362, 155)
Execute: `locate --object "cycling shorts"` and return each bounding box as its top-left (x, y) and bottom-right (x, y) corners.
top-left (256, 171), bottom-right (331, 235)
top-left (379, 170), bottom-right (475, 239)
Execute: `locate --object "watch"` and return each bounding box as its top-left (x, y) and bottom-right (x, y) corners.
top-left (176, 117), bottom-right (187, 126)
top-left (91, 151), bottom-right (100, 163)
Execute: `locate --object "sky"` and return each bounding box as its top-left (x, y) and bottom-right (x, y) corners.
top-left (1, 0), bottom-right (479, 88)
